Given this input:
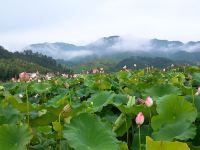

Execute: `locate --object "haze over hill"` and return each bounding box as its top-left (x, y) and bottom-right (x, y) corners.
top-left (25, 36), bottom-right (200, 62)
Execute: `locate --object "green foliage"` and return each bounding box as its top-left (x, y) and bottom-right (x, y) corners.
top-left (63, 113), bottom-right (119, 150)
top-left (0, 124), bottom-right (32, 150)
top-left (0, 47), bottom-right (72, 81)
top-left (146, 136), bottom-right (190, 150)
top-left (151, 95), bottom-right (197, 141)
top-left (88, 91), bottom-right (114, 112)
top-left (0, 66), bottom-right (200, 149)
top-left (143, 84), bottom-right (181, 97)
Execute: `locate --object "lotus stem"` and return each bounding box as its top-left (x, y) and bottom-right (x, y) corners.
top-left (26, 86), bottom-right (29, 125)
top-left (192, 88), bottom-right (195, 105)
top-left (125, 115), bottom-right (129, 146)
top-left (138, 126), bottom-right (141, 150)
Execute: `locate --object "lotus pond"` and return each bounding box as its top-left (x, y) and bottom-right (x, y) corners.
top-left (1, 66), bottom-right (200, 150)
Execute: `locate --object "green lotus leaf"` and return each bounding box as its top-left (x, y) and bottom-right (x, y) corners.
top-left (47, 93), bottom-right (68, 108)
top-left (88, 91), bottom-right (114, 112)
top-left (0, 124), bottom-right (32, 150)
top-left (3, 82), bottom-right (18, 91)
top-left (191, 124), bottom-right (200, 147)
top-left (192, 73), bottom-right (200, 86)
top-left (112, 94), bottom-right (129, 106)
top-left (185, 95), bottom-right (200, 119)
top-left (146, 136), bottom-right (190, 150)
top-left (63, 113), bottom-right (119, 150)
top-left (97, 78), bottom-right (111, 90)
top-left (143, 84), bottom-right (181, 97)
top-left (0, 105), bottom-right (22, 125)
top-left (36, 126), bottom-right (52, 135)
top-left (112, 113), bottom-right (132, 137)
top-left (31, 82), bottom-right (52, 93)
top-left (52, 121), bottom-right (62, 138)
top-left (151, 95), bottom-right (197, 141)
top-left (30, 106), bottom-right (61, 126)
top-left (119, 141), bottom-right (128, 150)
top-left (117, 71), bottom-right (131, 81)
top-left (4, 96), bottom-right (33, 113)
top-left (116, 104), bottom-right (149, 116)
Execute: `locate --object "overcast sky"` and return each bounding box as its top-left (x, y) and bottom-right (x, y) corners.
top-left (0, 0), bottom-right (200, 51)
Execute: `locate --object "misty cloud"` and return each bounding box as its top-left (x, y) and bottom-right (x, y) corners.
top-left (25, 35), bottom-right (200, 60)
top-left (108, 36), bottom-right (152, 52)
top-left (61, 50), bottom-right (94, 60)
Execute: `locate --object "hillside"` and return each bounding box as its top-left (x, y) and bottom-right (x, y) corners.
top-left (26, 36), bottom-right (200, 63)
top-left (0, 46), bottom-right (72, 81)
top-left (114, 56), bottom-right (194, 71)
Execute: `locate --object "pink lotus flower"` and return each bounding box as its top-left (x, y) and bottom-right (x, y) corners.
top-left (135, 112), bottom-right (144, 126)
top-left (195, 87), bottom-right (200, 96)
top-left (19, 72), bottom-right (30, 82)
top-left (145, 96), bottom-right (153, 107)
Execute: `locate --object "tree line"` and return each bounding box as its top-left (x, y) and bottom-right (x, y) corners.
top-left (0, 46), bottom-right (73, 81)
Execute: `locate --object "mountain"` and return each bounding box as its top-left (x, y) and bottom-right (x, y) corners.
top-left (25, 36), bottom-right (200, 62)
top-left (114, 56), bottom-right (194, 71)
top-left (0, 46), bottom-right (72, 81)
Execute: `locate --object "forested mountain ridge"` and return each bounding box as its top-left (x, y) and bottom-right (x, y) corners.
top-left (0, 46), bottom-right (72, 81)
top-left (26, 36), bottom-right (200, 61)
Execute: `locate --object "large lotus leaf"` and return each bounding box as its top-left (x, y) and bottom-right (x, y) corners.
top-left (151, 95), bottom-right (197, 141)
top-left (188, 145), bottom-right (200, 150)
top-left (185, 95), bottom-right (200, 119)
top-left (0, 105), bottom-right (22, 125)
top-left (120, 142), bottom-right (128, 150)
top-left (116, 104), bottom-right (149, 116)
top-left (3, 82), bottom-right (18, 91)
top-left (112, 94), bottom-right (129, 106)
top-left (31, 82), bottom-right (52, 93)
top-left (63, 113), bottom-right (119, 150)
top-left (47, 93), bottom-right (68, 108)
top-left (146, 136), bottom-right (190, 150)
top-left (30, 106), bottom-right (61, 126)
top-left (96, 78), bottom-right (111, 90)
top-left (4, 96), bottom-right (33, 113)
top-left (192, 73), bottom-right (200, 86)
top-left (88, 91), bottom-right (114, 112)
top-left (117, 71), bottom-right (131, 81)
top-left (152, 122), bottom-right (196, 141)
top-left (112, 113), bottom-right (132, 137)
top-left (0, 124), bottom-right (32, 150)
top-left (143, 84), bottom-right (181, 97)
top-left (191, 124), bottom-right (200, 147)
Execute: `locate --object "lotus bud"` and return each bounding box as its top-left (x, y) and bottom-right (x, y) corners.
top-left (0, 86), bottom-right (4, 91)
top-left (63, 104), bottom-right (71, 113)
top-left (135, 112), bottom-right (144, 126)
top-left (145, 96), bottom-right (153, 107)
top-left (19, 72), bottom-right (30, 82)
top-left (195, 87), bottom-right (200, 96)
top-left (64, 82), bottom-right (69, 88)
top-left (19, 93), bottom-right (23, 98)
top-left (136, 98), bottom-right (145, 104)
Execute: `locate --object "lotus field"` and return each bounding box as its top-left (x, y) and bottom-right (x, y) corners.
top-left (1, 66), bottom-right (200, 150)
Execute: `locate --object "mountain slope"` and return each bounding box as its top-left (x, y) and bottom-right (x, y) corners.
top-left (25, 36), bottom-right (200, 62)
top-left (0, 46), bottom-right (72, 81)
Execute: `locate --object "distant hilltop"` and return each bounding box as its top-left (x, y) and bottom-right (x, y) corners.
top-left (24, 36), bottom-right (200, 60)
